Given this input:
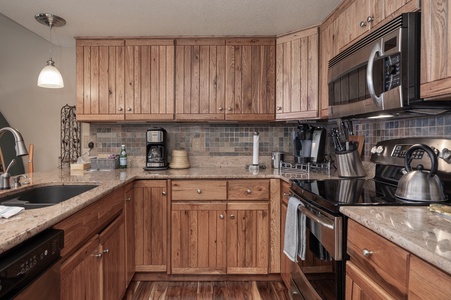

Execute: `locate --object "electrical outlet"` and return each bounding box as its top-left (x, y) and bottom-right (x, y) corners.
top-left (192, 137), bottom-right (201, 151)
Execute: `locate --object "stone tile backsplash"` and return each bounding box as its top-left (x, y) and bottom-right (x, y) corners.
top-left (88, 112), bottom-right (451, 165)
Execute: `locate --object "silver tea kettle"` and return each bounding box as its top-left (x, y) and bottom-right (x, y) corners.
top-left (395, 144), bottom-right (447, 202)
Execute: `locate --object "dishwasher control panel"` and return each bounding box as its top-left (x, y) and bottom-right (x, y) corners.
top-left (0, 229), bottom-right (64, 298)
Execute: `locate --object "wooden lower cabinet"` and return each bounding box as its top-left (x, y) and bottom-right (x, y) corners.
top-left (60, 235), bottom-right (102, 299)
top-left (134, 180), bottom-right (168, 272)
top-left (227, 202), bottom-right (269, 274)
top-left (171, 202), bottom-right (227, 274)
top-left (60, 215), bottom-right (126, 300)
top-left (124, 183), bottom-right (135, 285)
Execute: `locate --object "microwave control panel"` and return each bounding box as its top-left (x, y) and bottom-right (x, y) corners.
top-left (384, 54), bottom-right (401, 92)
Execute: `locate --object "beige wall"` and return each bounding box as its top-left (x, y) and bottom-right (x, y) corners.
top-left (0, 14), bottom-right (76, 172)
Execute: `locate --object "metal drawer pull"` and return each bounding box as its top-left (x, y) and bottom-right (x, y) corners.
top-left (246, 189), bottom-right (252, 194)
top-left (125, 197), bottom-right (131, 201)
top-left (230, 214), bottom-right (235, 219)
top-left (94, 253), bottom-right (102, 258)
top-left (362, 249), bottom-right (373, 257)
top-left (103, 249), bottom-right (109, 254)
top-left (298, 206), bottom-right (334, 230)
top-left (197, 189), bottom-right (202, 194)
top-left (219, 214), bottom-right (224, 219)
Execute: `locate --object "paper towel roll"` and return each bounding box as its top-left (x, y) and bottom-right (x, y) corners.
top-left (252, 132), bottom-right (259, 165)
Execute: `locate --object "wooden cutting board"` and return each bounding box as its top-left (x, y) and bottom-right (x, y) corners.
top-left (349, 135), bottom-right (365, 157)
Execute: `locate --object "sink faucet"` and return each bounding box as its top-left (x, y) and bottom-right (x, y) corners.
top-left (0, 127), bottom-right (28, 190)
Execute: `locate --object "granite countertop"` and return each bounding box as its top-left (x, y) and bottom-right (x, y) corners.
top-left (0, 165), bottom-right (336, 255)
top-left (341, 206), bottom-right (451, 274)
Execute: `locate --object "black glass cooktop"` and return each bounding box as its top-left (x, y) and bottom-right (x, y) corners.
top-left (290, 178), bottom-right (450, 214)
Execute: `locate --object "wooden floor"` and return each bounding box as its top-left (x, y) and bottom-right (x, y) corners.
top-left (123, 281), bottom-right (290, 300)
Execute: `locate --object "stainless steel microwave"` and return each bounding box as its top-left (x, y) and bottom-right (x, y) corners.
top-left (328, 13), bottom-right (421, 119)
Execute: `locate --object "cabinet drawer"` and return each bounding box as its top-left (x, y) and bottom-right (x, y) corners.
top-left (347, 219), bottom-right (409, 298)
top-left (171, 180), bottom-right (227, 200)
top-left (228, 180), bottom-right (270, 200)
top-left (97, 187), bottom-right (124, 227)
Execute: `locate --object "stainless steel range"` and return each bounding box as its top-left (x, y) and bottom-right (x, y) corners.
top-left (286, 137), bottom-right (451, 300)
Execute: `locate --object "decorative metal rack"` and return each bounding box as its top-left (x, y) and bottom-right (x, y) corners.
top-left (279, 161), bottom-right (332, 178)
top-left (60, 105), bottom-right (81, 168)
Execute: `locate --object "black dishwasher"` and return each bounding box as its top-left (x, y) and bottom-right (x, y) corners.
top-left (0, 229), bottom-right (64, 299)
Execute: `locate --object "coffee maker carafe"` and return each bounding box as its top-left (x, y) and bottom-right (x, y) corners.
top-left (145, 128), bottom-right (168, 170)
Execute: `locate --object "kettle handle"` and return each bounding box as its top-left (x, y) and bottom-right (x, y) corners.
top-left (405, 144), bottom-right (438, 177)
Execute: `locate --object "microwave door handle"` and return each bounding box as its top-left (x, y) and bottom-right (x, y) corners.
top-left (367, 42), bottom-right (383, 107)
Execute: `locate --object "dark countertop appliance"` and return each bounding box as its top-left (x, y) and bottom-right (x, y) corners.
top-left (292, 124), bottom-right (326, 164)
top-left (145, 128), bottom-right (168, 171)
top-left (285, 137), bottom-right (451, 300)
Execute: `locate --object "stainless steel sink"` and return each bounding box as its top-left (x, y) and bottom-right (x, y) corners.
top-left (0, 184), bottom-right (98, 209)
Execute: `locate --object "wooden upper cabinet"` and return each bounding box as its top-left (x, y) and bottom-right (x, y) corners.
top-left (421, 0), bottom-right (451, 99)
top-left (276, 27), bottom-right (319, 120)
top-left (336, 0), bottom-right (419, 51)
top-left (225, 38), bottom-right (276, 121)
top-left (175, 39), bottom-right (227, 121)
top-left (125, 39), bottom-right (175, 121)
top-left (76, 39), bottom-right (125, 122)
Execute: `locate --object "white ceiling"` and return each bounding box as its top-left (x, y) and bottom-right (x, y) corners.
top-left (0, 0), bottom-right (341, 48)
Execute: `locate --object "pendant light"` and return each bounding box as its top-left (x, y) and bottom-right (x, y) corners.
top-left (35, 13), bottom-right (66, 89)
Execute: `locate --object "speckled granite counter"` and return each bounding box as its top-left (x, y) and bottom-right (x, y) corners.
top-left (341, 206), bottom-right (451, 274)
top-left (0, 165), bottom-right (337, 255)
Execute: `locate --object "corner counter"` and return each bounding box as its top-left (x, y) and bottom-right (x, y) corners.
top-left (341, 206), bottom-right (451, 274)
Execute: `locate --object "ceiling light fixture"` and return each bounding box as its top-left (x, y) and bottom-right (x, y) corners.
top-left (35, 13), bottom-right (66, 89)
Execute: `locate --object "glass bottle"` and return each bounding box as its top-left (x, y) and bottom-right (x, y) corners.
top-left (119, 144), bottom-right (127, 169)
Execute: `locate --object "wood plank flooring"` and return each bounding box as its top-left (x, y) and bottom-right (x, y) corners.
top-left (123, 281), bottom-right (290, 300)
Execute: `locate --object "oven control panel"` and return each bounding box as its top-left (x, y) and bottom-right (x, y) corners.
top-left (370, 137), bottom-right (451, 173)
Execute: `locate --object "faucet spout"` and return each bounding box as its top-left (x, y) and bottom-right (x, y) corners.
top-left (0, 127), bottom-right (28, 157)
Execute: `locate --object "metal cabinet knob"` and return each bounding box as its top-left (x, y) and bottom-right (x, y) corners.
top-left (276, 106), bottom-right (282, 111)
top-left (94, 253), bottom-right (103, 258)
top-left (127, 107), bottom-right (132, 111)
top-left (118, 107), bottom-right (123, 111)
top-left (367, 16), bottom-right (374, 23)
top-left (197, 189), bottom-right (202, 194)
top-left (227, 107), bottom-right (232, 111)
top-left (125, 197), bottom-right (131, 201)
top-left (360, 21), bottom-right (367, 27)
top-left (219, 107), bottom-right (224, 111)
top-left (219, 214), bottom-right (224, 219)
top-left (362, 248), bottom-right (373, 257)
top-left (230, 214), bottom-right (235, 219)
top-left (246, 189), bottom-right (252, 194)
top-left (103, 249), bottom-right (109, 254)
top-left (162, 191), bottom-right (167, 196)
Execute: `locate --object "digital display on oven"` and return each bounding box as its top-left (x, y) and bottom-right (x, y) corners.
top-left (391, 144), bottom-right (424, 159)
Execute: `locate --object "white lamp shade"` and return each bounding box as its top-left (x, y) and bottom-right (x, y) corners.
top-left (37, 62), bottom-right (64, 88)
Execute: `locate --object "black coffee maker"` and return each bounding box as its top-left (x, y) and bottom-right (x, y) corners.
top-left (145, 128), bottom-right (168, 170)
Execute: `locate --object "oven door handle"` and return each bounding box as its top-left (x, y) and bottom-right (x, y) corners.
top-left (299, 206), bottom-right (334, 230)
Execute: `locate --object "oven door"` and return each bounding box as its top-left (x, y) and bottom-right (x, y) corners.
top-left (288, 194), bottom-right (344, 300)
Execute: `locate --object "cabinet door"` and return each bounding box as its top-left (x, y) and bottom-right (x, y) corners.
top-left (225, 38), bottom-right (275, 121)
top-left (408, 255), bottom-right (451, 300)
top-left (124, 39), bottom-right (175, 121)
top-left (346, 261), bottom-right (397, 300)
top-left (175, 39), bottom-right (227, 121)
top-left (60, 235), bottom-right (102, 299)
top-left (421, 0), bottom-right (451, 99)
top-left (76, 39), bottom-right (125, 122)
top-left (134, 180), bottom-right (168, 272)
top-left (276, 28), bottom-right (319, 120)
top-left (227, 202), bottom-right (269, 274)
top-left (124, 183), bottom-right (135, 285)
top-left (336, 0), bottom-right (371, 50)
top-left (100, 215), bottom-right (126, 300)
top-left (171, 202), bottom-right (227, 274)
